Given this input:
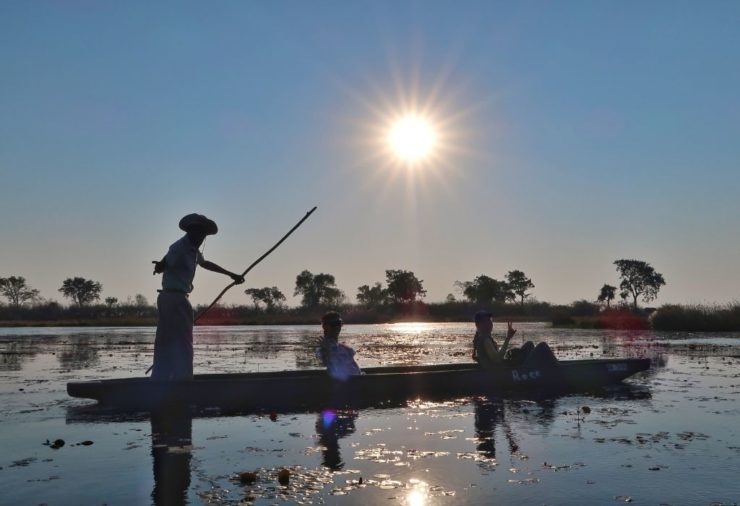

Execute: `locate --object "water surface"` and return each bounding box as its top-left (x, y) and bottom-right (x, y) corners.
top-left (1, 323), bottom-right (739, 504)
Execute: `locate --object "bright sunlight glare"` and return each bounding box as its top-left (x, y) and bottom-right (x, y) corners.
top-left (387, 115), bottom-right (438, 164)
top-left (406, 489), bottom-right (427, 506)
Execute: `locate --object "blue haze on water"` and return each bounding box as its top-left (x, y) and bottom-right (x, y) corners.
top-left (1, 323), bottom-right (739, 504)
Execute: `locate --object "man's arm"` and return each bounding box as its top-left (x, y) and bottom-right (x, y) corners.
top-left (198, 259), bottom-right (245, 284)
top-left (498, 321), bottom-right (517, 359)
top-left (152, 257), bottom-right (167, 275)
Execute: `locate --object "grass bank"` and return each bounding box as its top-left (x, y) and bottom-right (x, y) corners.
top-left (0, 301), bottom-right (557, 327)
top-left (4, 301), bottom-right (739, 332)
top-left (650, 303), bottom-right (740, 332)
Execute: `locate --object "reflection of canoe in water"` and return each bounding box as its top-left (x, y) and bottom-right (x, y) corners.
top-left (67, 358), bottom-right (650, 410)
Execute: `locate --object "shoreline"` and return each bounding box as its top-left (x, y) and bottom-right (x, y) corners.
top-left (0, 316), bottom-right (548, 328)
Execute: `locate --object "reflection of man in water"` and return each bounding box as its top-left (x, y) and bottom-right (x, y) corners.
top-left (151, 409), bottom-right (193, 505)
top-left (151, 214), bottom-right (244, 380)
top-left (315, 410), bottom-right (357, 470)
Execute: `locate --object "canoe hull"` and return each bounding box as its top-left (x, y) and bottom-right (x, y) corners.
top-left (67, 359), bottom-right (650, 411)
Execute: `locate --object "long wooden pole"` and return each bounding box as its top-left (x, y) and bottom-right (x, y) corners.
top-left (194, 206), bottom-right (317, 323)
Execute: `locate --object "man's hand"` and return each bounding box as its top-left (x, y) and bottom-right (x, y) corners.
top-left (231, 274), bottom-right (245, 284)
top-left (507, 321), bottom-right (517, 339)
top-left (152, 260), bottom-right (166, 275)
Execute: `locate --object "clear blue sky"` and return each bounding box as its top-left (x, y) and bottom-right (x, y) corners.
top-left (2, 1), bottom-right (739, 306)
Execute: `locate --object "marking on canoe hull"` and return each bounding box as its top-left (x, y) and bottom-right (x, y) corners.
top-left (511, 369), bottom-right (542, 382)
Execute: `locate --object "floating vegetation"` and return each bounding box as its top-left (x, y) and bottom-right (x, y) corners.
top-left (507, 477), bottom-right (540, 485)
top-left (424, 429), bottom-right (465, 439)
top-left (10, 457), bottom-right (36, 468)
top-left (542, 461), bottom-right (585, 472)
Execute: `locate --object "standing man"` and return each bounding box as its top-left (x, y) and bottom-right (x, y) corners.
top-left (151, 213), bottom-right (244, 380)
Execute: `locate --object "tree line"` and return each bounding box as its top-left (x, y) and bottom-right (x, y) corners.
top-left (1, 259), bottom-right (665, 315)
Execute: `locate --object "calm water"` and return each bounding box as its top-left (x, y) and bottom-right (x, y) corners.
top-left (1, 323), bottom-right (739, 505)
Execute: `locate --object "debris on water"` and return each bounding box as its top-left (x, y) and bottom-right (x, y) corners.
top-left (269, 412), bottom-right (278, 422)
top-left (278, 468), bottom-right (290, 485)
top-left (507, 478), bottom-right (540, 485)
top-left (615, 496), bottom-right (633, 502)
top-left (49, 439), bottom-right (65, 449)
top-left (238, 471), bottom-right (258, 484)
top-left (10, 457), bottom-right (36, 468)
top-left (581, 406), bottom-right (591, 414)
top-left (79, 441), bottom-right (94, 446)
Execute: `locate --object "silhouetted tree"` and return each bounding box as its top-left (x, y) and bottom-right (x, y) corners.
top-left (59, 277), bottom-right (102, 306)
top-left (356, 282), bottom-right (389, 307)
top-left (294, 270), bottom-right (344, 307)
top-left (457, 275), bottom-right (513, 304)
top-left (104, 297), bottom-right (118, 308)
top-left (0, 276), bottom-right (40, 307)
top-left (445, 293), bottom-right (456, 303)
top-left (245, 286), bottom-right (286, 311)
top-left (134, 294), bottom-right (149, 307)
top-left (506, 270), bottom-right (535, 306)
top-left (614, 259), bottom-right (666, 310)
top-left (385, 269), bottom-right (426, 304)
top-left (597, 284), bottom-right (616, 308)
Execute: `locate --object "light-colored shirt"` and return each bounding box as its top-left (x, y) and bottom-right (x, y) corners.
top-left (161, 235), bottom-right (204, 293)
top-left (317, 340), bottom-right (362, 381)
top-left (473, 332), bottom-right (503, 367)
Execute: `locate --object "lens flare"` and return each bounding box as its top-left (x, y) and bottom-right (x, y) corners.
top-left (321, 409), bottom-right (337, 429)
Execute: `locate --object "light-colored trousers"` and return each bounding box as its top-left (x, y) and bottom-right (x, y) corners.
top-left (152, 291), bottom-right (194, 380)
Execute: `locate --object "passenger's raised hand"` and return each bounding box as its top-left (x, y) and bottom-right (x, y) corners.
top-left (507, 321), bottom-right (517, 339)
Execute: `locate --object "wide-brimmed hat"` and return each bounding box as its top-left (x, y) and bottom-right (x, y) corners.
top-left (179, 213), bottom-right (218, 235)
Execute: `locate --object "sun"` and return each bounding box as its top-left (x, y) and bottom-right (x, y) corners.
top-left (387, 114), bottom-right (438, 164)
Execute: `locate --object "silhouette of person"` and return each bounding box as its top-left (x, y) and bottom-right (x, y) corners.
top-left (316, 311), bottom-right (361, 381)
top-left (472, 310), bottom-right (516, 367)
top-left (472, 310), bottom-right (557, 368)
top-left (151, 214), bottom-right (244, 380)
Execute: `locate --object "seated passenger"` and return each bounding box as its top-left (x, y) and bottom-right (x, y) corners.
top-left (316, 311), bottom-right (362, 381)
top-left (472, 310), bottom-right (558, 368)
top-left (472, 310), bottom-right (516, 367)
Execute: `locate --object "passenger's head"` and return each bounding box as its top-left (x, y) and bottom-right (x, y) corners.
top-left (474, 310), bottom-right (493, 334)
top-left (321, 311), bottom-right (343, 338)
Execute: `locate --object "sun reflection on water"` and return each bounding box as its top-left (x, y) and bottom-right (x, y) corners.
top-left (406, 488), bottom-right (427, 506)
top-left (388, 322), bottom-right (436, 335)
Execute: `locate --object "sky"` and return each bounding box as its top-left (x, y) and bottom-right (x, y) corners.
top-left (2, 1), bottom-right (739, 307)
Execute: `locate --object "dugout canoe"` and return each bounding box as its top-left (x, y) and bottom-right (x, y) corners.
top-left (67, 358), bottom-right (651, 411)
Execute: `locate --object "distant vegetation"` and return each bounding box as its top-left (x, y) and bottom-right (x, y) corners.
top-left (1, 260), bottom-right (738, 331)
top-left (650, 304), bottom-right (740, 332)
